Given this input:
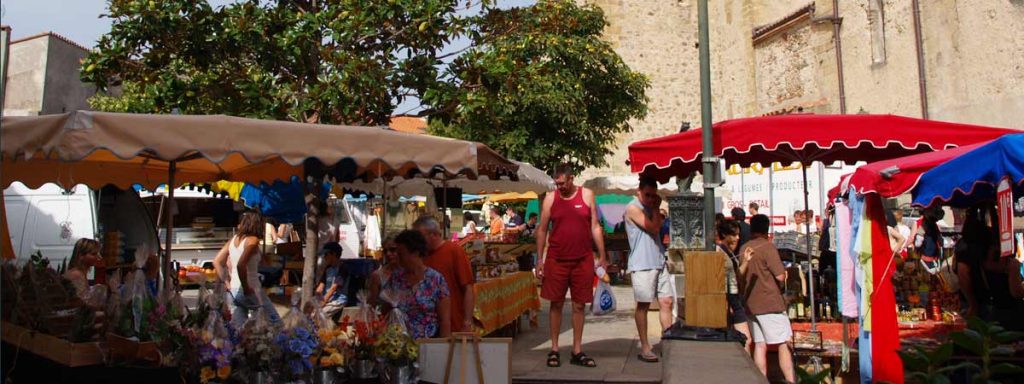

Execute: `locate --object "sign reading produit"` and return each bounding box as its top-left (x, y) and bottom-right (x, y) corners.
top-left (997, 178), bottom-right (1014, 257)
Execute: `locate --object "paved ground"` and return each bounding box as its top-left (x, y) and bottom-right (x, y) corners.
top-left (510, 285), bottom-right (667, 384)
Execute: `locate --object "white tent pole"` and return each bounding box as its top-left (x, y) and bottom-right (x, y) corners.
top-left (803, 163), bottom-right (817, 330)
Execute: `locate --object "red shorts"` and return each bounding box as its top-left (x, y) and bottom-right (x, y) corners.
top-left (541, 255), bottom-right (595, 304)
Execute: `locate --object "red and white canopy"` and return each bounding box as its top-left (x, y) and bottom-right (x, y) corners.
top-left (628, 114), bottom-right (1015, 183)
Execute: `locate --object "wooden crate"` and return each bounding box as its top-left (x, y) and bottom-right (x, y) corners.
top-left (684, 251), bottom-right (727, 328)
top-left (1, 321), bottom-right (104, 367)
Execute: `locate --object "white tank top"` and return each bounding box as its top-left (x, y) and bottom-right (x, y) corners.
top-left (228, 235), bottom-right (261, 290)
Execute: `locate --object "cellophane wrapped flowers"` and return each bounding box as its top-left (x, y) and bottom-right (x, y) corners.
top-left (275, 295), bottom-right (317, 381)
top-left (318, 315), bottom-right (354, 368)
top-left (188, 310), bottom-right (234, 383)
top-left (232, 308), bottom-right (280, 379)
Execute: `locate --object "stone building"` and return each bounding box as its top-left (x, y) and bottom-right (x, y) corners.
top-left (580, 0), bottom-right (1024, 180)
top-left (3, 31), bottom-right (95, 116)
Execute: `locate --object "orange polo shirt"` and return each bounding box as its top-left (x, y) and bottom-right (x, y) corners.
top-left (424, 241), bottom-right (475, 333)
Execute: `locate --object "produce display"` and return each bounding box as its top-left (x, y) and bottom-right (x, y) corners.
top-left (892, 254), bottom-right (961, 324)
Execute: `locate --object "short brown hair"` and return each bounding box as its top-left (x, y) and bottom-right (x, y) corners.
top-left (553, 163), bottom-right (575, 178)
top-left (237, 211), bottom-right (265, 238)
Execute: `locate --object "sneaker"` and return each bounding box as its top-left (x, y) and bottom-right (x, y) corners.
top-left (920, 257), bottom-right (940, 275)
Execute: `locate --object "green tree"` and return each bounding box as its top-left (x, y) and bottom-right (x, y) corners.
top-left (83, 0), bottom-right (648, 168)
top-left (83, 0), bottom-right (472, 125)
top-left (425, 0), bottom-right (649, 169)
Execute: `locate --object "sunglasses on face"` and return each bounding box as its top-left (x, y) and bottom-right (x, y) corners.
top-left (384, 247), bottom-right (398, 253)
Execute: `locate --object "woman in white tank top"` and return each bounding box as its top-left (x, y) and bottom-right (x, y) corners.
top-left (214, 211), bottom-right (281, 329)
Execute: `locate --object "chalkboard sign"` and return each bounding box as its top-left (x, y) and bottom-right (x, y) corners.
top-left (668, 195), bottom-right (705, 249)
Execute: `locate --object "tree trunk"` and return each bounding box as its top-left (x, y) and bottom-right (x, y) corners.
top-left (301, 161), bottom-right (324, 308)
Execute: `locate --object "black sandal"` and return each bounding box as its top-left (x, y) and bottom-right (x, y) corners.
top-left (570, 352), bottom-right (597, 368)
top-left (547, 351), bottom-right (561, 367)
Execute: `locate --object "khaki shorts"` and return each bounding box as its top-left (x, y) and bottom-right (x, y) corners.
top-left (631, 268), bottom-right (675, 303)
top-left (751, 313), bottom-right (793, 345)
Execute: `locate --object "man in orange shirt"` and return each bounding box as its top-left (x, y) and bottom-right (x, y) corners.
top-left (414, 216), bottom-right (476, 333)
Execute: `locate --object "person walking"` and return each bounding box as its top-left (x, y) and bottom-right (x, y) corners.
top-left (624, 177), bottom-right (674, 363)
top-left (731, 207), bottom-right (751, 250)
top-left (740, 214), bottom-right (794, 382)
top-left (414, 216), bottom-right (476, 333)
top-left (215, 211), bottom-right (281, 329)
top-left (535, 164), bottom-right (607, 368)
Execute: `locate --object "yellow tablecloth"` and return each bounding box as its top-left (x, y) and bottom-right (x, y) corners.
top-left (473, 272), bottom-right (540, 336)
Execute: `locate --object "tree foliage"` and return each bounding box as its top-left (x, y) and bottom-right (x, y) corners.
top-left (426, 0), bottom-right (649, 169)
top-left (83, 0), bottom-right (470, 125)
top-left (83, 0), bottom-right (648, 168)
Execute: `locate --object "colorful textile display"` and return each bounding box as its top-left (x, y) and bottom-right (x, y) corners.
top-left (473, 272), bottom-right (540, 335)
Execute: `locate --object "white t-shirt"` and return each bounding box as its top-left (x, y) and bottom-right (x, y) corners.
top-left (461, 220), bottom-right (477, 237)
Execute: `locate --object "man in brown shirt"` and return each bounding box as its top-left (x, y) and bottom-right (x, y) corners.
top-left (739, 214), bottom-right (794, 383)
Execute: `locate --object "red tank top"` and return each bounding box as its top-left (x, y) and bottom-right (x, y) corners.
top-left (547, 187), bottom-right (594, 260)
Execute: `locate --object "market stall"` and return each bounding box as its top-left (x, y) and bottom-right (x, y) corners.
top-left (628, 113), bottom-right (1015, 384)
top-left (455, 230), bottom-right (541, 336)
top-left (832, 132), bottom-right (1024, 382)
top-left (1, 111), bottom-right (522, 382)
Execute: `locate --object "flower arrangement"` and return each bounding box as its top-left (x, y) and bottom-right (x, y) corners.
top-left (352, 317), bottom-right (385, 361)
top-left (275, 326), bottom-right (318, 380)
top-left (233, 309), bottom-right (280, 378)
top-left (373, 323), bottom-right (419, 365)
top-left (182, 324), bottom-right (233, 384)
top-left (317, 316), bottom-right (354, 368)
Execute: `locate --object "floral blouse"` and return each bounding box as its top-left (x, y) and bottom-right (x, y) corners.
top-left (383, 267), bottom-right (450, 339)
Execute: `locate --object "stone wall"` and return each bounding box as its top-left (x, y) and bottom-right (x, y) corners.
top-left (581, 0), bottom-right (1023, 180)
top-left (3, 37), bottom-right (48, 115)
top-left (3, 35), bottom-right (95, 116)
top-left (581, 0), bottom-right (699, 180)
top-left (42, 37), bottom-right (94, 114)
top-left (922, 0), bottom-right (1024, 129)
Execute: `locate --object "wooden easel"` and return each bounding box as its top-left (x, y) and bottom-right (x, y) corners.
top-left (443, 332), bottom-right (485, 384)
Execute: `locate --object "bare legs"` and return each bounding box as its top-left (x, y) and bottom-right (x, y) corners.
top-left (754, 342), bottom-right (795, 383)
top-left (549, 300), bottom-right (587, 355)
top-left (754, 342), bottom-right (769, 376)
top-left (657, 296), bottom-right (675, 331)
top-left (635, 302), bottom-right (652, 354)
top-left (734, 322), bottom-right (752, 355)
top-left (571, 302), bottom-right (586, 354)
top-left (778, 342), bottom-right (795, 383)
top-left (549, 300), bottom-right (564, 352)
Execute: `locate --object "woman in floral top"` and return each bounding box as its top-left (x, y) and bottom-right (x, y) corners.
top-left (384, 230), bottom-right (452, 339)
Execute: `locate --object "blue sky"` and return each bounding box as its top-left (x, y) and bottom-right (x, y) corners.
top-left (1, 0), bottom-right (533, 114)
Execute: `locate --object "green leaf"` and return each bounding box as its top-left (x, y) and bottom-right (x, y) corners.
top-left (990, 362), bottom-right (1024, 375)
top-left (993, 331), bottom-right (1024, 344)
top-left (951, 330), bottom-right (985, 355)
top-left (930, 343), bottom-right (954, 365)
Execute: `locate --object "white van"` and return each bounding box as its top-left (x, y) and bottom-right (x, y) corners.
top-left (327, 198), bottom-right (361, 259)
top-left (4, 182), bottom-right (159, 266)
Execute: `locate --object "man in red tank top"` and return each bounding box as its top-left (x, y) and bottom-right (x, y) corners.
top-left (535, 164), bottom-right (607, 368)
